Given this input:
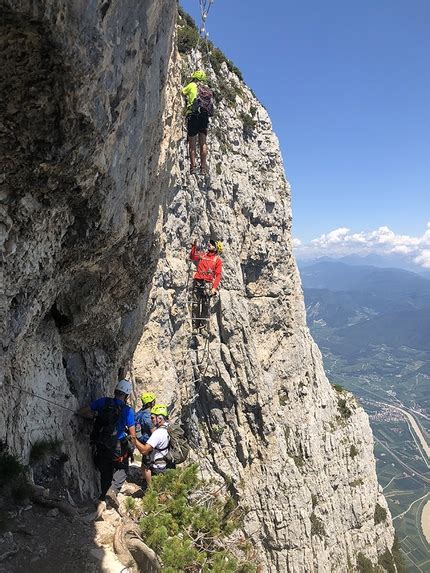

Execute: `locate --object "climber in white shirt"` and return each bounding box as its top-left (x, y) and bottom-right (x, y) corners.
top-left (134, 404), bottom-right (170, 485)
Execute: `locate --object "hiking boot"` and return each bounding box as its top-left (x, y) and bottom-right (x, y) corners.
top-left (200, 165), bottom-right (208, 175)
top-left (190, 166), bottom-right (197, 175)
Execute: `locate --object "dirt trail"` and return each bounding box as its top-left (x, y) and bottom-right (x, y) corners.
top-left (0, 502), bottom-right (125, 573)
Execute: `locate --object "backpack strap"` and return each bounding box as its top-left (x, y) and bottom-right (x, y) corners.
top-left (152, 426), bottom-right (170, 460)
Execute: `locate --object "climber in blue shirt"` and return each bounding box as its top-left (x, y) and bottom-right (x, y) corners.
top-left (78, 379), bottom-right (136, 509)
top-left (135, 392), bottom-right (156, 484)
top-left (90, 396), bottom-right (135, 441)
top-left (135, 392), bottom-right (156, 444)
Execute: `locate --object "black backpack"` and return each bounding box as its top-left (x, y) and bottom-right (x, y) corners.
top-left (90, 398), bottom-right (124, 457)
top-left (192, 84), bottom-right (214, 117)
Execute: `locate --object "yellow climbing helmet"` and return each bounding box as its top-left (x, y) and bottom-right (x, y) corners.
top-left (150, 404), bottom-right (168, 418)
top-left (192, 69), bottom-right (207, 82)
top-left (215, 241), bottom-right (223, 254)
top-left (141, 392), bottom-right (156, 406)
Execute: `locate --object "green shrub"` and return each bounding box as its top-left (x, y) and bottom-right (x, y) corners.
top-left (177, 24), bottom-right (199, 54)
top-left (177, 6), bottom-right (199, 54)
top-left (279, 390), bottom-right (288, 406)
top-left (292, 454), bottom-right (304, 468)
top-left (357, 552), bottom-right (375, 573)
top-left (124, 496), bottom-right (137, 514)
top-left (226, 60), bottom-right (243, 81)
top-left (337, 398), bottom-right (352, 420)
top-left (374, 503), bottom-right (387, 525)
top-left (378, 549), bottom-right (396, 573)
top-left (11, 476), bottom-right (32, 502)
top-left (310, 512), bottom-right (326, 537)
top-left (349, 478), bottom-right (364, 487)
top-left (333, 383), bottom-right (344, 393)
top-left (240, 112), bottom-right (257, 140)
top-left (208, 45), bottom-right (243, 81)
top-left (223, 83), bottom-right (242, 106)
top-left (30, 439), bottom-right (61, 463)
top-left (0, 443), bottom-right (32, 503)
top-left (392, 534), bottom-right (406, 572)
top-left (213, 126), bottom-right (232, 155)
top-left (350, 444), bottom-right (359, 458)
top-left (162, 536), bottom-right (205, 571)
top-left (177, 7), bottom-right (244, 81)
top-left (237, 564), bottom-right (259, 573)
top-left (0, 443), bottom-right (25, 487)
top-left (211, 424), bottom-right (225, 443)
top-left (178, 6), bottom-right (198, 30)
top-left (209, 47), bottom-right (226, 74)
top-left (138, 465), bottom-right (257, 571)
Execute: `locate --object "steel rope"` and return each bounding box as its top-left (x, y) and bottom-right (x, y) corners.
top-left (6, 383), bottom-right (77, 413)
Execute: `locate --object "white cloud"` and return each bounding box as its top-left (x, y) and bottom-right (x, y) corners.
top-left (292, 237), bottom-right (302, 247)
top-left (390, 245), bottom-right (413, 254)
top-left (293, 222), bottom-right (430, 268)
top-left (414, 250), bottom-right (430, 268)
top-left (310, 227), bottom-right (350, 246)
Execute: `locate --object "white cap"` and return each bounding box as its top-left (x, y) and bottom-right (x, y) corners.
top-left (115, 379), bottom-right (132, 395)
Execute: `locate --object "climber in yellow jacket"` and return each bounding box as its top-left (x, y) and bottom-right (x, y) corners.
top-left (182, 70), bottom-right (214, 175)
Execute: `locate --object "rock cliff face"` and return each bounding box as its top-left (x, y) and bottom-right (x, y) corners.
top-left (132, 49), bottom-right (397, 573)
top-left (1, 1), bottom-right (396, 570)
top-left (1, 0), bottom-right (177, 495)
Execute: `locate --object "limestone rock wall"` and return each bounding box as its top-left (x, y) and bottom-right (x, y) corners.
top-left (132, 53), bottom-right (397, 571)
top-left (1, 0), bottom-right (177, 495)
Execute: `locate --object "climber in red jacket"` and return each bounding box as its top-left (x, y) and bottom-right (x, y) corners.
top-left (189, 239), bottom-right (223, 332)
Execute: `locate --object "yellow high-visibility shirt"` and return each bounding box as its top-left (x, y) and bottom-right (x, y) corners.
top-left (181, 81), bottom-right (198, 115)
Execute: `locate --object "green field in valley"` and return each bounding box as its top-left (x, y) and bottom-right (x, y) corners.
top-left (315, 345), bottom-right (430, 572)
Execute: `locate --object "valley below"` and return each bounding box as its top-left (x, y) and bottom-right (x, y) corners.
top-left (301, 260), bottom-right (430, 572)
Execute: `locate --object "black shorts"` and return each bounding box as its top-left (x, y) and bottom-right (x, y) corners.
top-left (187, 113), bottom-right (209, 137)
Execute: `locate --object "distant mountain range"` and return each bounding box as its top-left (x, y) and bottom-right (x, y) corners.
top-left (298, 254), bottom-right (430, 279)
top-left (299, 261), bottom-right (430, 358)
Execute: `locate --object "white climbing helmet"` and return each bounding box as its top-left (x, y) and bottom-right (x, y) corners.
top-left (115, 379), bottom-right (132, 395)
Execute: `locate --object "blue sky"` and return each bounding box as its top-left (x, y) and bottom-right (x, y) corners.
top-left (179, 1), bottom-right (430, 267)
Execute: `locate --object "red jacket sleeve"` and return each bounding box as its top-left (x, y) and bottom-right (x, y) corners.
top-left (190, 244), bottom-right (200, 263)
top-left (212, 257), bottom-right (222, 290)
